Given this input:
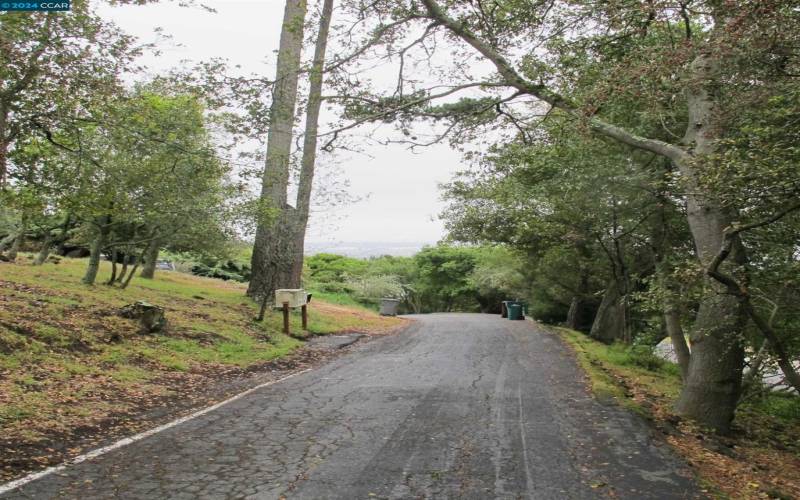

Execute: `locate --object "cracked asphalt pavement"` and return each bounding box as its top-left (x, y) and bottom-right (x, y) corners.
top-left (5, 313), bottom-right (699, 499)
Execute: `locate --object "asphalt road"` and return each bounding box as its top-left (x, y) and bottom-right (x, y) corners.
top-left (5, 314), bottom-right (698, 499)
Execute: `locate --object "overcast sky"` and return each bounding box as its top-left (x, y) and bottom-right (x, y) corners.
top-left (99, 0), bottom-right (465, 244)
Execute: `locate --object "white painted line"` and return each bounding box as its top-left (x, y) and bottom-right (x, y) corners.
top-left (0, 368), bottom-right (313, 496)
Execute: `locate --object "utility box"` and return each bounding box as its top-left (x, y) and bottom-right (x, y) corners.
top-left (380, 298), bottom-right (400, 316)
top-left (275, 289), bottom-right (307, 308)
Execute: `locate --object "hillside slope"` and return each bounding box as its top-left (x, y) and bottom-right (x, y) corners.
top-left (0, 255), bottom-right (405, 481)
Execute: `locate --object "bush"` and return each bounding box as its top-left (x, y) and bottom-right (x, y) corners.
top-left (190, 260), bottom-right (251, 282)
top-left (750, 393), bottom-right (800, 422)
top-left (626, 345), bottom-right (667, 371)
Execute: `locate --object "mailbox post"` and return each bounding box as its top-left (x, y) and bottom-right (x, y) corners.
top-left (275, 289), bottom-right (309, 336)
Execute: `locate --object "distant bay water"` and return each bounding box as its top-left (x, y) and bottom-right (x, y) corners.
top-left (304, 241), bottom-right (431, 258)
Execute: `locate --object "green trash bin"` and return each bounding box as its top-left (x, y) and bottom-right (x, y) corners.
top-left (507, 303), bottom-right (523, 320)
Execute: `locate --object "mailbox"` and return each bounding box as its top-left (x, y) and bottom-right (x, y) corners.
top-left (275, 289), bottom-right (307, 308)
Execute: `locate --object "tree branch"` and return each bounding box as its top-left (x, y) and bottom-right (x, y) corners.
top-left (419, 0), bottom-right (687, 162)
top-left (706, 200), bottom-right (800, 394)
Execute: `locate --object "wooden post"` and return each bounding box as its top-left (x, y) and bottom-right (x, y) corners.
top-left (256, 293), bottom-right (269, 322)
top-left (301, 304), bottom-right (308, 330)
top-left (282, 301), bottom-right (290, 335)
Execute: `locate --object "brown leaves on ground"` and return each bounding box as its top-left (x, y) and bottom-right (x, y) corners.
top-left (0, 331), bottom-right (379, 482)
top-left (594, 360), bottom-right (800, 499)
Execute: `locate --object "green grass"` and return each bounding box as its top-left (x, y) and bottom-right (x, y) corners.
top-left (309, 290), bottom-right (378, 311)
top-left (744, 392), bottom-right (800, 423)
top-left (552, 326), bottom-right (682, 405)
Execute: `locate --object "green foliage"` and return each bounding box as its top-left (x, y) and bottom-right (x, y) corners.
top-left (304, 253), bottom-right (408, 309)
top-left (412, 245), bottom-right (478, 312)
top-left (626, 345), bottom-right (668, 372)
top-left (303, 245), bottom-right (526, 314)
top-left (306, 253), bottom-right (369, 289)
top-left (441, 115), bottom-right (692, 337)
top-left (747, 394), bottom-right (800, 423)
top-left (190, 260), bottom-right (251, 282)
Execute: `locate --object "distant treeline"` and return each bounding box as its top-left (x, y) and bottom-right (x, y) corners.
top-left (303, 245), bottom-right (528, 315)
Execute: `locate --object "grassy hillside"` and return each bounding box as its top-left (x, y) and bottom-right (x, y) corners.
top-left (0, 255), bottom-right (404, 478)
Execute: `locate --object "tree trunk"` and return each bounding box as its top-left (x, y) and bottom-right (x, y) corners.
top-left (289, 0), bottom-right (335, 286)
top-left (566, 269), bottom-right (592, 331)
top-left (6, 211), bottom-right (28, 261)
top-left (140, 238), bottom-right (160, 279)
top-left (7, 229), bottom-right (23, 261)
top-left (566, 296), bottom-right (581, 329)
top-left (106, 248), bottom-right (118, 285)
top-left (251, 212), bottom-right (298, 299)
top-left (0, 233), bottom-right (14, 252)
top-left (33, 234), bottom-right (53, 265)
top-left (672, 54), bottom-right (748, 433)
top-left (121, 247), bottom-right (147, 290)
top-left (35, 212), bottom-right (72, 265)
top-left (648, 170), bottom-right (692, 381)
top-left (121, 262), bottom-right (140, 289)
top-left (664, 306), bottom-right (691, 380)
top-left (82, 216), bottom-right (111, 285)
top-left (116, 251), bottom-right (130, 284)
top-left (248, 0), bottom-right (308, 299)
top-left (742, 299), bottom-right (800, 394)
top-left (741, 339), bottom-right (768, 396)
top-left (589, 277), bottom-right (627, 343)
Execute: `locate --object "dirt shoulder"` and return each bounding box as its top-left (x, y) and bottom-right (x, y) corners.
top-left (552, 324), bottom-right (800, 500)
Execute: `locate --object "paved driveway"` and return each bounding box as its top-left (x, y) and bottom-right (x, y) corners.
top-left (5, 314), bottom-right (698, 499)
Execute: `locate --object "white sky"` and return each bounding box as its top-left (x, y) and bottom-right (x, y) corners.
top-left (99, 0), bottom-right (465, 244)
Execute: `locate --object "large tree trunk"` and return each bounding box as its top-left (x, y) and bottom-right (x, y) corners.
top-left (289, 0), bottom-right (335, 286)
top-left (589, 277), bottom-right (627, 343)
top-left (82, 216), bottom-right (111, 285)
top-left (252, 210), bottom-right (298, 301)
top-left (672, 54), bottom-right (748, 433)
top-left (140, 238), bottom-right (160, 279)
top-left (248, 0), bottom-right (308, 299)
